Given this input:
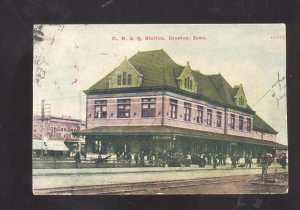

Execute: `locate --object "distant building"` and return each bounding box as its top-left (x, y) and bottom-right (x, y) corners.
top-left (76, 49), bottom-right (286, 159)
top-left (33, 115), bottom-right (84, 153)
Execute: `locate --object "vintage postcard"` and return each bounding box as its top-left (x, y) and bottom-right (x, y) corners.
top-left (32, 24), bottom-right (287, 195)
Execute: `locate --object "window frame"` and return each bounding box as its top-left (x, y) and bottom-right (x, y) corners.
top-left (207, 109), bottom-right (212, 126)
top-left (246, 118), bottom-right (251, 131)
top-left (128, 74), bottom-right (132, 85)
top-left (184, 102), bottom-right (192, 121)
top-left (216, 111), bottom-right (222, 127)
top-left (122, 72), bottom-right (127, 85)
top-left (117, 75), bottom-right (121, 85)
top-left (197, 105), bottom-right (203, 123)
top-left (230, 114), bottom-right (235, 129)
top-left (117, 99), bottom-right (131, 118)
top-left (239, 116), bottom-right (244, 130)
top-left (71, 127), bottom-right (77, 138)
top-left (141, 98), bottom-right (156, 118)
top-left (94, 100), bottom-right (108, 119)
top-left (50, 126), bottom-right (56, 138)
top-left (170, 99), bottom-right (178, 119)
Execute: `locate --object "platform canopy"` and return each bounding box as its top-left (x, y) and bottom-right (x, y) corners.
top-left (75, 126), bottom-right (287, 150)
top-left (32, 139), bottom-right (69, 151)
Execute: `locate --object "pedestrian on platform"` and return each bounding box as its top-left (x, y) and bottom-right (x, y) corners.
top-left (212, 153), bottom-right (217, 169)
top-left (245, 155), bottom-right (252, 168)
top-left (134, 153), bottom-right (139, 166)
top-left (127, 152), bottom-right (132, 166)
top-left (217, 153), bottom-right (222, 166)
top-left (231, 154), bottom-right (237, 168)
top-left (280, 155), bottom-right (287, 169)
top-left (222, 153), bottom-right (226, 166)
top-left (140, 151), bottom-right (145, 166)
top-left (74, 151), bottom-right (81, 168)
top-left (207, 153), bottom-right (212, 165)
top-left (261, 153), bottom-right (269, 182)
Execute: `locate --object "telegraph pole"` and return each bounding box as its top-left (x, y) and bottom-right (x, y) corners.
top-left (40, 99), bottom-right (45, 158)
top-left (41, 99), bottom-right (45, 121)
top-left (40, 99), bottom-right (51, 157)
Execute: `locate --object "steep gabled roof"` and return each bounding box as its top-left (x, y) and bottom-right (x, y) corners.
top-left (207, 74), bottom-right (236, 105)
top-left (128, 49), bottom-right (183, 88)
top-left (86, 49), bottom-right (277, 135)
top-left (88, 71), bottom-right (114, 90)
top-left (191, 71), bottom-right (224, 103)
top-left (253, 114), bottom-right (278, 134)
top-left (87, 49), bottom-right (246, 108)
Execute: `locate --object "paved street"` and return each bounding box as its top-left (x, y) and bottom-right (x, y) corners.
top-left (33, 164), bottom-right (287, 194)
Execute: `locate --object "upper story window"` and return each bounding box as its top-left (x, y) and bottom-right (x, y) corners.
top-left (117, 72), bottom-right (132, 86)
top-left (230, 114), bottom-right (235, 129)
top-left (207, 109), bottom-right (212, 126)
top-left (122, 72), bottom-right (127, 85)
top-left (141, 98), bottom-right (156, 117)
top-left (117, 75), bottom-right (121, 85)
top-left (117, 99), bottom-right (131, 118)
top-left (71, 128), bottom-right (77, 138)
top-left (217, 111), bottom-right (222, 127)
top-left (95, 100), bottom-right (107, 118)
top-left (197, 105), bottom-right (203, 123)
top-left (246, 118), bottom-right (251, 131)
top-left (50, 126), bottom-right (56, 137)
top-left (239, 96), bottom-right (245, 106)
top-left (184, 102), bottom-right (191, 121)
top-left (60, 127), bottom-right (66, 138)
top-left (184, 77), bottom-right (193, 90)
top-left (170, 99), bottom-right (178, 119)
top-left (239, 116), bottom-right (244, 130)
top-left (128, 74), bottom-right (132, 85)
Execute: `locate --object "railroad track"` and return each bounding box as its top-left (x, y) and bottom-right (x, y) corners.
top-left (34, 175), bottom-right (254, 195)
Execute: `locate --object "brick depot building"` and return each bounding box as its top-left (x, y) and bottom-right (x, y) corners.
top-left (76, 49), bottom-right (286, 160)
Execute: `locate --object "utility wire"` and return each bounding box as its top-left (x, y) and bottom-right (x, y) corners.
top-left (251, 88), bottom-right (272, 109)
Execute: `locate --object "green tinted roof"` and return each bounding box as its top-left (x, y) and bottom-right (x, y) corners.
top-left (87, 49), bottom-right (243, 106)
top-left (86, 49), bottom-right (277, 135)
top-left (253, 114), bottom-right (278, 134)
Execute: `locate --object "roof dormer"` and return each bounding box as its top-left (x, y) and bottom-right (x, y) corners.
top-left (233, 84), bottom-right (247, 108)
top-left (177, 61), bottom-right (197, 93)
top-left (108, 57), bottom-right (143, 89)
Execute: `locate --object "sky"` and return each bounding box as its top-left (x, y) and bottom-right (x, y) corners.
top-left (33, 24), bottom-right (287, 145)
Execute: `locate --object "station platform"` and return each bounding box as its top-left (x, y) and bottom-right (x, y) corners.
top-left (33, 163), bottom-right (285, 176)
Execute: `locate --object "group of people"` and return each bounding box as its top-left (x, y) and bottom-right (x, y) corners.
top-left (278, 155), bottom-right (287, 169)
top-left (73, 149), bottom-right (289, 173)
top-left (115, 151), bottom-right (254, 169)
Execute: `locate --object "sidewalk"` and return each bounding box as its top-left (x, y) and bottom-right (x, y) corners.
top-left (33, 164), bottom-right (285, 176)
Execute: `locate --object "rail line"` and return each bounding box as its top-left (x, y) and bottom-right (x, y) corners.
top-left (34, 175), bottom-right (258, 195)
